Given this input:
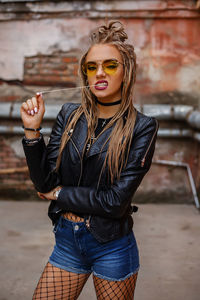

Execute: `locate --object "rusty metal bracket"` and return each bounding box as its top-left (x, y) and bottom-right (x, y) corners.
top-left (153, 159), bottom-right (200, 210)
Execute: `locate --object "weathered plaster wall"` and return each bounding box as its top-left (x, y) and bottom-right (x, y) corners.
top-left (0, 0), bottom-right (200, 104)
top-left (0, 18), bottom-right (91, 80)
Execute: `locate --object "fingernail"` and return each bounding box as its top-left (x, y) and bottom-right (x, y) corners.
top-left (36, 92), bottom-right (43, 98)
top-left (31, 110), bottom-right (34, 115)
top-left (34, 107), bottom-right (38, 113)
top-left (28, 110), bottom-right (31, 115)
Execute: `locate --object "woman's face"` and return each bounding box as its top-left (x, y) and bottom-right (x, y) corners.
top-left (85, 44), bottom-right (124, 102)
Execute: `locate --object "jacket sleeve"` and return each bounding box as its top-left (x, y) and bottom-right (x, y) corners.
top-left (22, 104), bottom-right (71, 193)
top-left (56, 117), bottom-right (159, 219)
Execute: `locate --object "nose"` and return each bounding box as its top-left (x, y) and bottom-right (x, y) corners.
top-left (96, 64), bottom-right (106, 77)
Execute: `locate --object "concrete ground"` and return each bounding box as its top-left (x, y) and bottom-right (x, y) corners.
top-left (0, 201), bottom-right (200, 300)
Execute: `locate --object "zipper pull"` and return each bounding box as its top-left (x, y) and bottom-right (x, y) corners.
top-left (141, 158), bottom-right (145, 167)
top-left (85, 217), bottom-right (90, 228)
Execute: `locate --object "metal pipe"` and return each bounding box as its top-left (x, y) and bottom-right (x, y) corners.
top-left (187, 111), bottom-right (200, 130)
top-left (158, 128), bottom-right (200, 142)
top-left (11, 103), bottom-right (62, 119)
top-left (0, 125), bottom-right (52, 135)
top-left (158, 129), bottom-right (193, 138)
top-left (139, 104), bottom-right (200, 130)
top-left (137, 104), bottom-right (194, 121)
top-left (0, 103), bottom-right (200, 129)
top-left (153, 159), bottom-right (200, 210)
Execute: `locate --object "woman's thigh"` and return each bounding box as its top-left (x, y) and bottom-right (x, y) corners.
top-left (32, 262), bottom-right (90, 300)
top-left (93, 272), bottom-right (138, 300)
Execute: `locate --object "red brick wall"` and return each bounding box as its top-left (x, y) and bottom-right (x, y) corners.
top-left (23, 52), bottom-right (79, 87)
top-left (0, 138), bottom-right (29, 183)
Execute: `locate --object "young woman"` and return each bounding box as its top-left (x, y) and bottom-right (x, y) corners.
top-left (21, 21), bottom-right (158, 300)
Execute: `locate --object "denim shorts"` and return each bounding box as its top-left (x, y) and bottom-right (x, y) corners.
top-left (49, 216), bottom-right (140, 281)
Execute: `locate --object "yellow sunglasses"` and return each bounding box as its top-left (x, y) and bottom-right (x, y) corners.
top-left (82, 59), bottom-right (123, 77)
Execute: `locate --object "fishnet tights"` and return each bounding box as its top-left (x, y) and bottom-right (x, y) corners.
top-left (32, 262), bottom-right (90, 300)
top-left (32, 262), bottom-right (138, 300)
top-left (93, 273), bottom-right (138, 300)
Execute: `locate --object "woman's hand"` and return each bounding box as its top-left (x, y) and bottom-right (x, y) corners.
top-left (20, 93), bottom-right (45, 139)
top-left (37, 186), bottom-right (62, 201)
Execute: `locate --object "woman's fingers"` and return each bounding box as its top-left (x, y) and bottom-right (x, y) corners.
top-left (36, 92), bottom-right (42, 102)
top-left (21, 93), bottom-right (44, 116)
top-left (26, 99), bottom-right (33, 114)
top-left (36, 93), bottom-right (45, 113)
top-left (32, 96), bottom-right (38, 114)
top-left (21, 101), bottom-right (30, 114)
top-left (21, 93), bottom-right (45, 130)
top-left (37, 192), bottom-right (46, 200)
top-left (26, 97), bottom-right (37, 116)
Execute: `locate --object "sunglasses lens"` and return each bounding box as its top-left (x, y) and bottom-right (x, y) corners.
top-left (103, 60), bottom-right (119, 75)
top-left (85, 62), bottom-right (97, 76)
top-left (83, 60), bottom-right (120, 76)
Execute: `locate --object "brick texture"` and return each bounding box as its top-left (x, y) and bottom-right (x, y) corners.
top-left (0, 137), bottom-right (29, 183)
top-left (23, 52), bottom-right (79, 87)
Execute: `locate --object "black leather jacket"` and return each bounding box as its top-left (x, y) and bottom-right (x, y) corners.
top-left (23, 103), bottom-right (159, 243)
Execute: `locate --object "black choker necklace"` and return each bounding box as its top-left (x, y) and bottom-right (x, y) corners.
top-left (96, 99), bottom-right (121, 106)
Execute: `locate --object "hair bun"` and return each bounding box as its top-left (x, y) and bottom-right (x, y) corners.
top-left (91, 21), bottom-right (128, 44)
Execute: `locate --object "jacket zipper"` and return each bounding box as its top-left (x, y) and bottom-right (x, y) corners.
top-left (141, 119), bottom-right (159, 167)
top-left (70, 134), bottom-right (92, 228)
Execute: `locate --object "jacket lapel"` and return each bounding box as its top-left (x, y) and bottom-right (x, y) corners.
top-left (70, 114), bottom-right (88, 157)
top-left (70, 113), bottom-right (115, 159)
top-left (87, 126), bottom-right (113, 158)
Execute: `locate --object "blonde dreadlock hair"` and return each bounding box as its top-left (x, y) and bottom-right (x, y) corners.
top-left (56, 20), bottom-right (137, 184)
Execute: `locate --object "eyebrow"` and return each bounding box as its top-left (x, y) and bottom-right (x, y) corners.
top-left (86, 59), bottom-right (118, 64)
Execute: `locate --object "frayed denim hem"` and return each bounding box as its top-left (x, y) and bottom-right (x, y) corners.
top-left (48, 259), bottom-right (92, 275)
top-left (93, 266), bottom-right (140, 282)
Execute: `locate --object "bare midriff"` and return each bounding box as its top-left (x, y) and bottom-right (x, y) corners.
top-left (62, 212), bottom-right (85, 223)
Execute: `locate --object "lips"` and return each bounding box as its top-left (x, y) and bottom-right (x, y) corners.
top-left (95, 80), bottom-right (108, 90)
